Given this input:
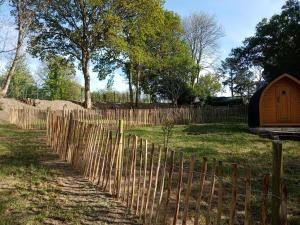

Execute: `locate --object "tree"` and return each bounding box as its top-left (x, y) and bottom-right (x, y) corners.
top-left (29, 0), bottom-right (115, 108)
top-left (182, 12), bottom-right (224, 86)
top-left (39, 55), bottom-right (81, 100)
top-left (93, 0), bottom-right (165, 105)
top-left (194, 73), bottom-right (221, 100)
top-left (0, 0), bottom-right (40, 97)
top-left (229, 0), bottom-right (300, 81)
top-left (219, 57), bottom-right (237, 97)
top-left (141, 11), bottom-right (198, 105)
top-left (143, 43), bottom-right (197, 105)
top-left (0, 56), bottom-right (37, 98)
top-left (220, 54), bottom-right (256, 98)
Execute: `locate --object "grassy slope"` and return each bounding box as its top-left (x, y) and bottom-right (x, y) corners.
top-left (0, 123), bottom-right (79, 225)
top-left (127, 122), bottom-right (300, 218)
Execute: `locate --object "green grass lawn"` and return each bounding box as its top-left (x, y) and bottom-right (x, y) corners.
top-left (127, 122), bottom-right (300, 220)
top-left (127, 123), bottom-right (300, 164)
top-left (0, 123), bottom-right (58, 224)
top-left (0, 122), bottom-right (141, 225)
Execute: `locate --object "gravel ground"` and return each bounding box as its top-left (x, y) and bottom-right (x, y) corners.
top-left (0, 98), bottom-right (84, 122)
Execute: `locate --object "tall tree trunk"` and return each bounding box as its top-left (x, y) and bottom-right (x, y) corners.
top-left (0, 1), bottom-right (24, 98)
top-left (135, 64), bottom-right (142, 107)
top-left (126, 63), bottom-right (134, 103)
top-left (128, 73), bottom-right (134, 103)
top-left (82, 56), bottom-right (91, 109)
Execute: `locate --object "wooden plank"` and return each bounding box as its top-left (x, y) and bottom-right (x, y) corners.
top-left (143, 143), bottom-right (155, 222)
top-left (122, 135), bottom-right (131, 202)
top-left (98, 130), bottom-right (110, 187)
top-left (194, 157), bottom-right (208, 225)
top-left (206, 159), bottom-right (217, 225)
top-left (135, 138), bottom-right (143, 215)
top-left (163, 150), bottom-right (175, 224)
top-left (154, 147), bottom-right (169, 224)
top-left (116, 119), bottom-right (124, 197)
top-left (244, 168), bottom-right (251, 225)
top-left (271, 140), bottom-right (283, 225)
top-left (130, 136), bottom-right (138, 210)
top-left (140, 139), bottom-right (148, 218)
top-left (182, 154), bottom-right (196, 225)
top-left (229, 163), bottom-right (238, 225)
top-left (261, 174), bottom-right (269, 225)
top-left (217, 161), bottom-right (223, 225)
top-left (281, 178), bottom-right (287, 225)
top-left (173, 153), bottom-right (184, 225)
top-left (92, 127), bottom-right (105, 183)
top-left (126, 136), bottom-right (134, 207)
top-left (150, 146), bottom-right (162, 220)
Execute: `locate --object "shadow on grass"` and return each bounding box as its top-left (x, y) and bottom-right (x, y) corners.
top-left (0, 122), bottom-right (141, 225)
top-left (183, 122), bottom-right (248, 134)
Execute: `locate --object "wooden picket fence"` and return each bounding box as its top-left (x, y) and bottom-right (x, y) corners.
top-left (10, 105), bottom-right (247, 130)
top-left (47, 111), bottom-right (288, 225)
top-left (10, 108), bottom-right (48, 130)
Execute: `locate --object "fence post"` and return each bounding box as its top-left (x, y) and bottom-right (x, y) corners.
top-left (244, 168), bottom-right (251, 225)
top-left (271, 140), bottom-right (283, 225)
top-left (116, 119), bottom-right (124, 198)
top-left (182, 154), bottom-right (196, 225)
top-left (206, 159), bottom-right (217, 225)
top-left (261, 174), bottom-right (270, 225)
top-left (194, 157), bottom-right (208, 225)
top-left (64, 112), bottom-right (74, 161)
top-left (217, 161), bottom-right (223, 225)
top-left (163, 150), bottom-right (175, 224)
top-left (173, 153), bottom-right (183, 225)
top-left (229, 163), bottom-right (237, 225)
top-left (281, 179), bottom-right (287, 225)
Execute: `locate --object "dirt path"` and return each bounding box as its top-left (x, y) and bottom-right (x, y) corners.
top-left (0, 122), bottom-right (140, 225)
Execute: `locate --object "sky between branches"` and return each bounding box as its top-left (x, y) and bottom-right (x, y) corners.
top-left (0, 0), bottom-right (283, 94)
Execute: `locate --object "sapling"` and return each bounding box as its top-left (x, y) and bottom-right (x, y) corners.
top-left (162, 113), bottom-right (174, 148)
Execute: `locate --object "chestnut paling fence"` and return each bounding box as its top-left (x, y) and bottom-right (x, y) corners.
top-left (10, 105), bottom-right (248, 130)
top-left (46, 111), bottom-right (288, 225)
top-left (10, 107), bottom-right (48, 130)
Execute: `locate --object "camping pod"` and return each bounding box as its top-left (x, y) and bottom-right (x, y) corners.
top-left (248, 74), bottom-right (300, 128)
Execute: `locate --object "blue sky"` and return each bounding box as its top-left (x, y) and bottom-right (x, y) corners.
top-left (0, 0), bottom-right (285, 92)
top-left (94, 0), bottom-right (284, 92)
top-left (165, 0), bottom-right (283, 61)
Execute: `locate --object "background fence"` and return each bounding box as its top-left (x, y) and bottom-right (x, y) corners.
top-left (46, 111), bottom-right (288, 225)
top-left (10, 108), bottom-right (48, 130)
top-left (10, 105), bottom-right (248, 130)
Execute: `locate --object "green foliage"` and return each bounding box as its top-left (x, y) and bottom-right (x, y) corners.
top-left (29, 0), bottom-right (112, 62)
top-left (0, 57), bottom-right (37, 99)
top-left (194, 74), bottom-right (222, 99)
top-left (29, 0), bottom-right (119, 107)
top-left (91, 89), bottom-right (128, 103)
top-left (161, 116), bottom-right (174, 148)
top-left (92, 0), bottom-right (166, 104)
top-left (113, 0), bottom-right (165, 64)
top-left (40, 56), bottom-right (81, 101)
top-left (220, 51), bottom-right (257, 98)
top-left (226, 0), bottom-right (300, 81)
top-left (177, 84), bottom-right (196, 105)
top-left (91, 89), bottom-right (150, 103)
top-left (141, 11), bottom-right (198, 104)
